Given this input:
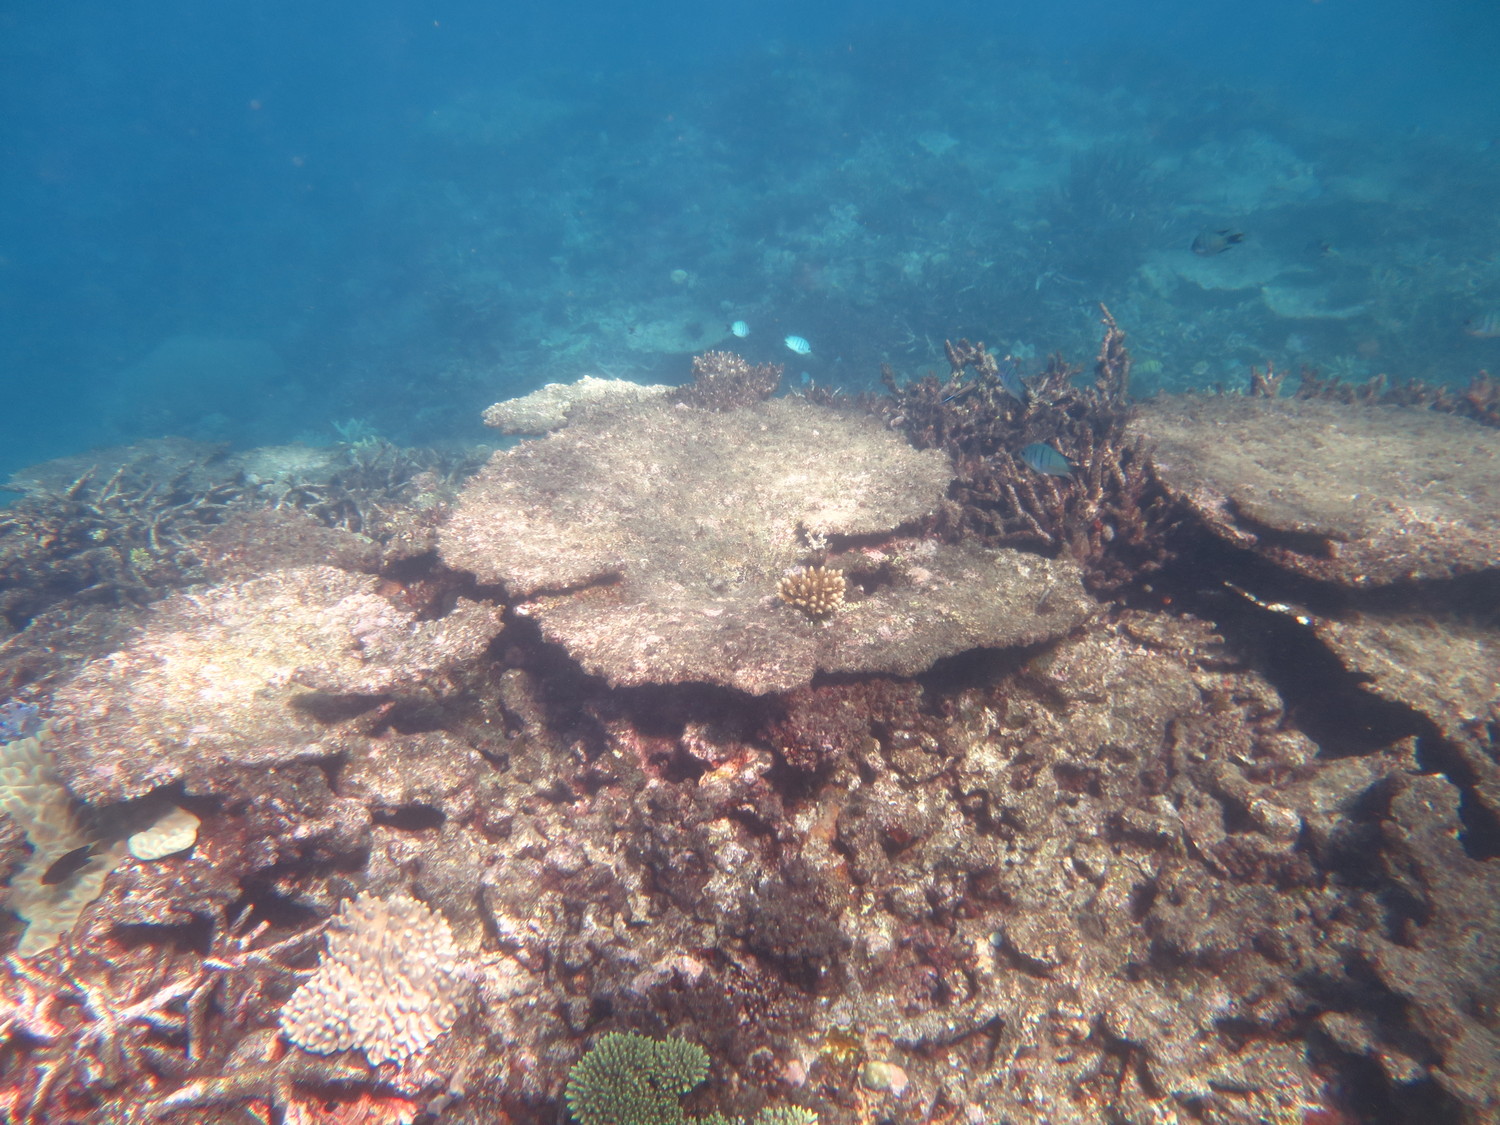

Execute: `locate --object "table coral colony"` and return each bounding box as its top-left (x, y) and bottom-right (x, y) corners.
top-left (0, 323), bottom-right (1497, 1125)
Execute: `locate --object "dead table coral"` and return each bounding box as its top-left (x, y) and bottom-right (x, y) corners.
top-left (45, 565), bottom-right (502, 804)
top-left (440, 397), bottom-right (1091, 694)
top-left (1128, 394), bottom-right (1500, 586)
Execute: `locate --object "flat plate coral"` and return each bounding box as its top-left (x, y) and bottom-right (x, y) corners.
top-left (46, 566), bottom-right (502, 804)
top-left (1129, 395), bottom-right (1500, 585)
top-left (441, 397), bottom-right (1092, 693)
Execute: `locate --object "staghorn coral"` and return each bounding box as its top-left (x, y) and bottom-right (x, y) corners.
top-left (882, 308), bottom-right (1177, 596)
top-left (0, 911), bottom-right (327, 1122)
top-left (777, 566), bottom-right (845, 619)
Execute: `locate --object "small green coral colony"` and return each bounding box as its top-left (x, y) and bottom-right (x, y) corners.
top-left (565, 1032), bottom-right (816, 1125)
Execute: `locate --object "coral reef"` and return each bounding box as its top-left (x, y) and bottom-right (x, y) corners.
top-left (0, 437), bottom-right (483, 697)
top-left (441, 395), bottom-right (1091, 693)
top-left (483, 375), bottom-right (672, 435)
top-left (667, 351), bottom-right (783, 412)
top-left (1285, 365), bottom-right (1500, 429)
top-left (776, 566), bottom-right (845, 619)
top-left (882, 310), bottom-right (1177, 595)
top-left (1129, 394), bottom-right (1500, 585)
top-left (46, 566), bottom-right (502, 804)
top-left (3, 335), bottom-right (1499, 1125)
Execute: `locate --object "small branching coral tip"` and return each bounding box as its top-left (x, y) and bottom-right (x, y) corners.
top-left (778, 566), bottom-right (846, 619)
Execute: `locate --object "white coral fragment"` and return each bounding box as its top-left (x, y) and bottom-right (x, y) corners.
top-left (127, 806), bottom-right (201, 860)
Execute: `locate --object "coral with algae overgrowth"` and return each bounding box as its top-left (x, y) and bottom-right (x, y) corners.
top-left (440, 393), bottom-right (1091, 693)
top-left (44, 565), bottom-right (502, 804)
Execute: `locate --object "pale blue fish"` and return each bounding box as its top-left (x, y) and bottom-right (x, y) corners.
top-left (1020, 442), bottom-right (1073, 478)
top-left (784, 335), bottom-right (812, 355)
top-left (730, 320), bottom-right (750, 338)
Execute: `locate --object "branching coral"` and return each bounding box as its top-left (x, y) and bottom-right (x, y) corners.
top-left (777, 566), bottom-right (845, 619)
top-left (565, 1032), bottom-right (817, 1125)
top-left (883, 307), bottom-right (1177, 595)
top-left (566, 1032), bottom-right (710, 1125)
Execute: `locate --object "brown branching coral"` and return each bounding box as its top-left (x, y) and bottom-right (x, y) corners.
top-left (1289, 365), bottom-right (1500, 428)
top-left (778, 566), bottom-right (846, 620)
top-left (669, 350), bottom-right (782, 411)
top-left (882, 306), bottom-right (1175, 596)
top-left (0, 443), bottom-right (256, 631)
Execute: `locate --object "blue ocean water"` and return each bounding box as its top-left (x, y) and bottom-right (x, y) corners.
top-left (2, 0), bottom-right (1498, 476)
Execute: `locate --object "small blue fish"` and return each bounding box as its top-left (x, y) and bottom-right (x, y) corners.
top-left (1020, 442), bottom-right (1073, 478)
top-left (730, 320), bottom-right (750, 338)
top-left (996, 357), bottom-right (1029, 405)
top-left (784, 335), bottom-right (812, 355)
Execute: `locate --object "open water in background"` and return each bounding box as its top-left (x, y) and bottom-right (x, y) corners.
top-left (2, 0), bottom-right (1498, 476)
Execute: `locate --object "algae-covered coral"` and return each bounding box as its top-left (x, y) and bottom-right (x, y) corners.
top-left (441, 393), bottom-right (1091, 693)
top-left (1, 333), bottom-right (1498, 1125)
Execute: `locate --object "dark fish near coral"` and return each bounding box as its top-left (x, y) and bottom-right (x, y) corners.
top-left (1464, 311), bottom-right (1500, 339)
top-left (996, 356), bottom-right (1030, 405)
top-left (1020, 442), bottom-right (1073, 477)
top-left (41, 843), bottom-right (99, 885)
top-left (1192, 228), bottom-right (1246, 256)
